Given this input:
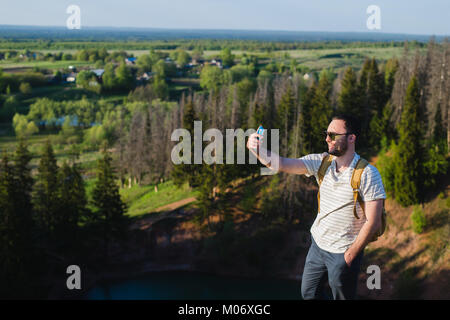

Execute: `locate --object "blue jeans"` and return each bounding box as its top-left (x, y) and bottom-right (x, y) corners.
top-left (301, 236), bottom-right (364, 300)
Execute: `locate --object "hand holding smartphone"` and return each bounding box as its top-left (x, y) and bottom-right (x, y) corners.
top-left (247, 125), bottom-right (265, 150)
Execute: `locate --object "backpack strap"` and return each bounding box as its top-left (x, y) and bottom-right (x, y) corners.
top-left (350, 158), bottom-right (369, 219)
top-left (317, 154), bottom-right (333, 214)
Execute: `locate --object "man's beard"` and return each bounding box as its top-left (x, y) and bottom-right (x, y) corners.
top-left (328, 140), bottom-right (348, 157)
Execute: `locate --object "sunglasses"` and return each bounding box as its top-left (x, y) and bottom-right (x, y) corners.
top-left (323, 131), bottom-right (353, 141)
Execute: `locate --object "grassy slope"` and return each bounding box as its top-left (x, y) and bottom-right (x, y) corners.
top-left (119, 180), bottom-right (200, 217)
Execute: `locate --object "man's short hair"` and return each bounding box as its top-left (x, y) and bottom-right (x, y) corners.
top-left (332, 114), bottom-right (361, 138)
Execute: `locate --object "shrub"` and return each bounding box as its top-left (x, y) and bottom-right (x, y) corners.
top-left (376, 139), bottom-right (397, 198)
top-left (19, 82), bottom-right (32, 94)
top-left (411, 206), bottom-right (426, 234)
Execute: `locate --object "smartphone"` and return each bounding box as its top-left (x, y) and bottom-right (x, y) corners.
top-left (256, 125), bottom-right (264, 138)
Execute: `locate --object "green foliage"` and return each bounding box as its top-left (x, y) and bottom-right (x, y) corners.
top-left (53, 162), bottom-right (87, 244)
top-left (115, 62), bottom-right (134, 91)
top-left (310, 75), bottom-right (332, 152)
top-left (220, 47), bottom-right (235, 67)
top-left (393, 76), bottom-right (424, 206)
top-left (92, 148), bottom-right (128, 240)
top-left (32, 140), bottom-right (59, 233)
top-left (337, 67), bottom-right (362, 116)
top-left (77, 49), bottom-right (89, 61)
top-left (299, 83), bottom-right (316, 154)
top-left (200, 65), bottom-right (226, 92)
top-left (102, 63), bottom-right (118, 91)
top-left (376, 138), bottom-right (397, 198)
top-left (152, 59), bottom-right (167, 78)
top-left (58, 116), bottom-right (82, 144)
top-left (84, 125), bottom-right (107, 148)
top-left (0, 151), bottom-right (34, 298)
top-left (27, 97), bottom-right (116, 130)
top-left (276, 86), bottom-right (296, 153)
top-left (411, 206), bottom-right (426, 234)
top-left (432, 103), bottom-right (447, 155)
top-left (19, 82), bottom-right (32, 95)
top-left (384, 58), bottom-right (399, 98)
top-left (171, 101), bottom-right (203, 189)
top-left (227, 64), bottom-right (254, 83)
top-left (260, 175), bottom-right (282, 219)
top-left (192, 47), bottom-right (204, 61)
top-left (257, 70), bottom-right (273, 84)
top-left (152, 75), bottom-right (169, 100)
top-left (136, 54), bottom-right (153, 72)
top-left (423, 144), bottom-right (448, 190)
top-left (172, 49), bottom-right (190, 67)
top-left (366, 58), bottom-right (386, 115)
top-left (12, 114), bottom-right (38, 138)
top-left (368, 101), bottom-right (394, 152)
top-left (76, 70), bottom-right (101, 93)
top-left (239, 183), bottom-right (257, 212)
top-left (0, 95), bottom-right (19, 121)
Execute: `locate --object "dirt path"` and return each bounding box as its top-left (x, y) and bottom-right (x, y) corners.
top-left (153, 197), bottom-right (197, 213)
top-left (131, 197), bottom-right (197, 230)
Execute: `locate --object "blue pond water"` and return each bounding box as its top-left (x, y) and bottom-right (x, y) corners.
top-left (85, 271), bottom-right (301, 300)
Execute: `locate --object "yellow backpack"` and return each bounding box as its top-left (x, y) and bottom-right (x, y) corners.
top-left (317, 154), bottom-right (386, 242)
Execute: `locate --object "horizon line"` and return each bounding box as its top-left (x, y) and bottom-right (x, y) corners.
top-left (0, 24), bottom-right (448, 38)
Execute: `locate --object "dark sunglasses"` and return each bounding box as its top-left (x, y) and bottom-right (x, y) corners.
top-left (323, 130), bottom-right (353, 141)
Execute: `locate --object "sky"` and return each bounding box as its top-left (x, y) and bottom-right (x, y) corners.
top-left (0, 0), bottom-right (448, 36)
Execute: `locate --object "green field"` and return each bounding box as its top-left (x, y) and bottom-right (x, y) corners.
top-left (0, 59), bottom-right (93, 71)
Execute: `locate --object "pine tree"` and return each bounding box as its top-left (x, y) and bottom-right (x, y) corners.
top-left (92, 146), bottom-right (127, 261)
top-left (384, 58), bottom-right (399, 101)
top-left (367, 58), bottom-right (386, 116)
top-left (393, 76), bottom-right (425, 206)
top-left (0, 142), bottom-right (36, 298)
top-left (57, 162), bottom-right (88, 246)
top-left (423, 103), bottom-right (448, 190)
top-left (432, 103), bottom-right (447, 154)
top-left (310, 75), bottom-right (332, 153)
top-left (357, 58), bottom-right (374, 153)
top-left (276, 85), bottom-right (296, 154)
top-left (337, 67), bottom-right (363, 117)
top-left (171, 101), bottom-right (202, 188)
top-left (12, 139), bottom-right (33, 242)
top-left (0, 152), bottom-right (18, 296)
top-left (300, 83), bottom-right (316, 154)
top-left (32, 140), bottom-right (59, 234)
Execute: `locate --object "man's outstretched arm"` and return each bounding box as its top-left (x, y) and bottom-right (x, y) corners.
top-left (246, 132), bottom-right (308, 175)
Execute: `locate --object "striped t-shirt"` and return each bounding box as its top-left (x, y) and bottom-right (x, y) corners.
top-left (300, 152), bottom-right (386, 253)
